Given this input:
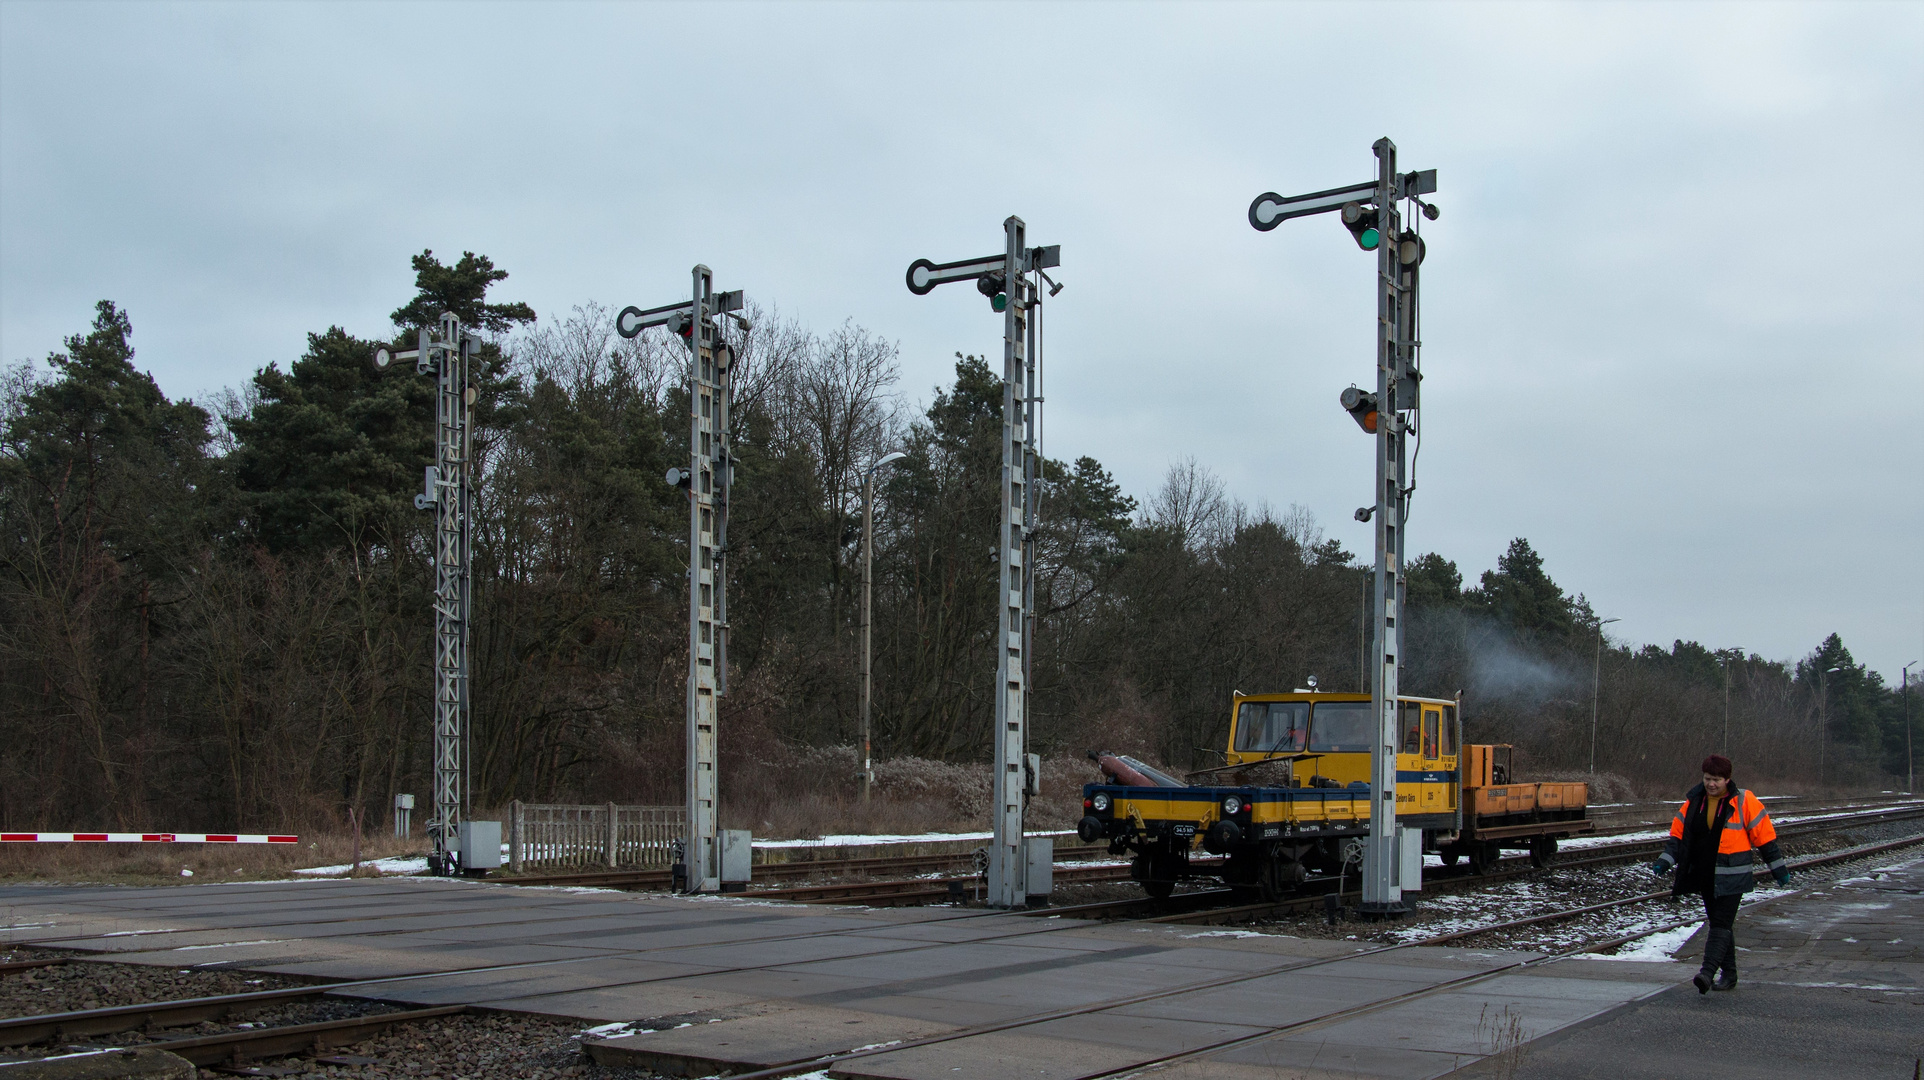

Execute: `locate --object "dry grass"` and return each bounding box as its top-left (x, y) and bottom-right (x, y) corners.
top-left (1474, 1002), bottom-right (1529, 1079)
top-left (1535, 770), bottom-right (1641, 804)
top-left (719, 748), bottom-right (1101, 839)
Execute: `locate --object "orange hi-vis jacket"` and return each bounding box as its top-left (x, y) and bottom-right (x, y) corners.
top-left (1655, 785), bottom-right (1787, 897)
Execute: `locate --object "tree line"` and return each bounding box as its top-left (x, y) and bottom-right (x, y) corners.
top-left (3, 251), bottom-right (1917, 832)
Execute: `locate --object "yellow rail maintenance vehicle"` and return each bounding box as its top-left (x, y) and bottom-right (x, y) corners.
top-left (1076, 691), bottom-right (1591, 899)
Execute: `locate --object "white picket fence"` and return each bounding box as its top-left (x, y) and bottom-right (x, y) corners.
top-left (507, 801), bottom-right (683, 873)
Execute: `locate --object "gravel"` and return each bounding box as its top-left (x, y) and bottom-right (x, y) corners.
top-left (0, 952), bottom-right (668, 1077)
top-left (0, 952), bottom-right (305, 1017)
top-left (206, 1011), bottom-right (667, 1080)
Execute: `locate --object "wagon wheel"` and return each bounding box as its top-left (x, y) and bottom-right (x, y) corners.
top-left (1257, 852), bottom-right (1300, 902)
top-left (1440, 850), bottom-right (1460, 867)
top-left (1529, 836), bottom-right (1558, 869)
top-left (1468, 843), bottom-right (1492, 875)
top-left (1136, 853), bottom-right (1180, 900)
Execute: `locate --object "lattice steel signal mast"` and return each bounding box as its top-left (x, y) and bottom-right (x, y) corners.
top-left (907, 220), bottom-right (1061, 908)
top-left (373, 312), bottom-right (479, 876)
top-left (1250, 138), bottom-right (1437, 916)
top-left (617, 270), bottom-right (745, 893)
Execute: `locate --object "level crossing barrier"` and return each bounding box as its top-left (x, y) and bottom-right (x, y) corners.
top-left (506, 801), bottom-right (683, 873)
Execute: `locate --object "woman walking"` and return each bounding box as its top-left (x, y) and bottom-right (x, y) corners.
top-left (1651, 754), bottom-right (1791, 993)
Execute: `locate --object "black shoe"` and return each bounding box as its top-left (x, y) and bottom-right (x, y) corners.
top-left (1693, 970), bottom-right (1712, 994)
top-left (1713, 968), bottom-right (1737, 991)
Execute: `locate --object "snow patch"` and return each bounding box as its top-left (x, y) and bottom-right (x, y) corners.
top-left (293, 855), bottom-right (429, 876)
top-left (1571, 922), bottom-right (1700, 962)
top-left (578, 1021), bottom-right (657, 1040)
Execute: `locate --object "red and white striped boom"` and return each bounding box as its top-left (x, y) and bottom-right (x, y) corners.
top-left (1, 833), bottom-right (298, 844)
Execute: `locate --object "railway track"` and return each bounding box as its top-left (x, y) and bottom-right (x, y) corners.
top-left (1025, 802), bottom-right (1924, 926)
top-left (497, 798), bottom-right (1923, 909)
top-left (500, 842), bottom-right (1112, 890)
top-left (747, 858), bottom-right (1139, 905)
top-left (500, 796), bottom-right (1916, 892)
top-left (524, 801), bottom-right (1924, 911)
top-left (5, 816), bottom-right (1918, 1075)
top-left (705, 828), bottom-right (1924, 1080)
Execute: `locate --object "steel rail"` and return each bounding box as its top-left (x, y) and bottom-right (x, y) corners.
top-left (0, 957), bottom-right (70, 975)
top-left (16, 1005), bottom-right (467, 1069)
top-left (760, 861), bottom-right (1138, 906)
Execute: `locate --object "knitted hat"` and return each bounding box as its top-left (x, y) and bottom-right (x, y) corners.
top-left (1701, 754), bottom-right (1733, 779)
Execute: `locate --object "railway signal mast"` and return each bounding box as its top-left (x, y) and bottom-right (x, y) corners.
top-left (1250, 138), bottom-right (1436, 916)
top-left (618, 269), bottom-right (745, 893)
top-left (906, 219), bottom-right (1061, 908)
top-left (373, 313), bottom-right (479, 876)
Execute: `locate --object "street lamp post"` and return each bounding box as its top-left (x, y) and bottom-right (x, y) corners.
top-left (1721, 655), bottom-right (1732, 756)
top-left (859, 451), bottom-right (908, 802)
top-left (1818, 664), bottom-right (1842, 789)
top-left (1590, 617), bottom-right (1620, 775)
top-left (1903, 661), bottom-right (1919, 796)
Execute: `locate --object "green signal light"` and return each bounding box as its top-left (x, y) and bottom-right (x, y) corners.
top-left (978, 271), bottom-right (1009, 313)
top-left (1341, 201), bottom-right (1382, 252)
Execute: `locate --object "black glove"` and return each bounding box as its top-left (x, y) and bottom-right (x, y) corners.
top-left (1650, 861), bottom-right (1669, 878)
top-left (1773, 868), bottom-right (1790, 887)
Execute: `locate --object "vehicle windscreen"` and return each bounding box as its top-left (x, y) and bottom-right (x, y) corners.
top-left (1309, 701), bottom-right (1375, 753)
top-left (1234, 701), bottom-right (1308, 753)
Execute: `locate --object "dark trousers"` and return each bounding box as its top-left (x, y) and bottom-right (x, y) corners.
top-left (1702, 891), bottom-right (1740, 931)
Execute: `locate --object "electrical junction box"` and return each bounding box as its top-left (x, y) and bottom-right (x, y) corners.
top-left (458, 820), bottom-right (502, 871)
top-left (1024, 836), bottom-right (1053, 905)
top-left (721, 829), bottom-right (752, 885)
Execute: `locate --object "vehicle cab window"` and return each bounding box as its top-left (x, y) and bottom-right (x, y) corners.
top-left (1400, 702), bottom-right (1423, 754)
top-left (1308, 701), bottom-right (1373, 753)
top-left (1234, 701), bottom-right (1308, 754)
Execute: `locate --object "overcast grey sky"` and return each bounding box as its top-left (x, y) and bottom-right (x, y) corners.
top-left (3, 2), bottom-right (1919, 680)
